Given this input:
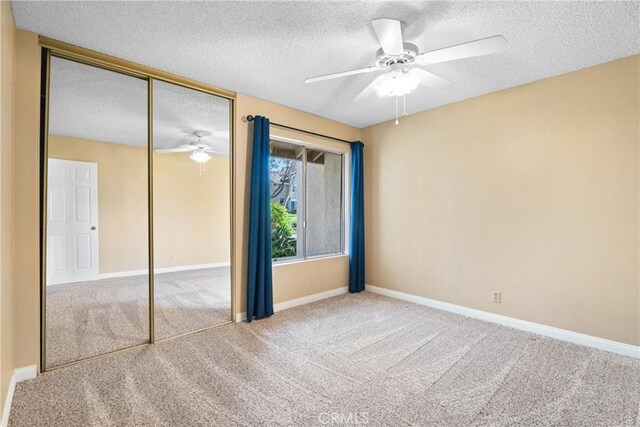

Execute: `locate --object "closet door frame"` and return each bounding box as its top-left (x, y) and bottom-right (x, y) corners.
top-left (39, 38), bottom-right (237, 372)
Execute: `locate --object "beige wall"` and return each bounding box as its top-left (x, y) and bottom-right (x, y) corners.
top-left (234, 94), bottom-right (361, 313)
top-left (0, 0), bottom-right (15, 415)
top-left (13, 30), bottom-right (40, 370)
top-left (154, 149), bottom-right (230, 269)
top-left (48, 135), bottom-right (230, 274)
top-left (362, 55), bottom-right (640, 346)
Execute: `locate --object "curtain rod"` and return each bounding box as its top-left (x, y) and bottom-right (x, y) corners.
top-left (246, 115), bottom-right (355, 145)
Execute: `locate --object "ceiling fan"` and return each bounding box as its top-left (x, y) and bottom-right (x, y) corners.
top-left (304, 18), bottom-right (507, 122)
top-left (155, 130), bottom-right (224, 164)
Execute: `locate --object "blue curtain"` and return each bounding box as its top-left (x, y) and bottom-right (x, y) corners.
top-left (247, 116), bottom-right (274, 321)
top-left (349, 141), bottom-right (365, 293)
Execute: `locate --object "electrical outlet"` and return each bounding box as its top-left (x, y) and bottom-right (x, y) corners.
top-left (491, 290), bottom-right (501, 304)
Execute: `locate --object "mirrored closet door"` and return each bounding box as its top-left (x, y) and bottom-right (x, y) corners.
top-left (43, 51), bottom-right (233, 370)
top-left (45, 56), bottom-right (150, 368)
top-left (152, 80), bottom-right (232, 340)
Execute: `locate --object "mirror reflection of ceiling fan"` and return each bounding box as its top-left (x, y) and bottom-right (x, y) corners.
top-left (304, 18), bottom-right (507, 123)
top-left (155, 130), bottom-right (224, 164)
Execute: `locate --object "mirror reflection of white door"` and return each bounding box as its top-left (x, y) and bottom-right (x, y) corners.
top-left (47, 159), bottom-right (99, 285)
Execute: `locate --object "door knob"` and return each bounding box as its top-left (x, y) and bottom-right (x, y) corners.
top-left (91, 226), bottom-right (97, 230)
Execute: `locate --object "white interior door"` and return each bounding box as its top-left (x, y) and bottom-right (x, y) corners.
top-left (47, 159), bottom-right (99, 285)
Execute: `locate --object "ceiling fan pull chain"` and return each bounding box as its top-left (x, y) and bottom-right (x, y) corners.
top-left (403, 94), bottom-right (406, 116)
top-left (395, 95), bottom-right (399, 125)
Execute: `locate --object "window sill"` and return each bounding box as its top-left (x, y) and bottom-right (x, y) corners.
top-left (272, 253), bottom-right (348, 267)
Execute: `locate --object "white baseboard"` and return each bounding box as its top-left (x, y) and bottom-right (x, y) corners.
top-left (366, 285), bottom-right (639, 359)
top-left (98, 262), bottom-right (231, 280)
top-left (236, 286), bottom-right (348, 322)
top-left (1, 365), bottom-right (37, 427)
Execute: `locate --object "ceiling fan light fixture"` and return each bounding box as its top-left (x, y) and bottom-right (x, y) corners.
top-left (190, 149), bottom-right (211, 163)
top-left (304, 19), bottom-right (508, 113)
top-left (374, 71), bottom-right (420, 97)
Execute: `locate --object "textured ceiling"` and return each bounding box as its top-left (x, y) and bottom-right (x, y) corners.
top-left (13, 1), bottom-right (640, 128)
top-left (49, 56), bottom-right (230, 154)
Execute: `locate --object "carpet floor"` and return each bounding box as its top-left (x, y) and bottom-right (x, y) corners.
top-left (12, 291), bottom-right (640, 426)
top-left (46, 267), bottom-right (231, 367)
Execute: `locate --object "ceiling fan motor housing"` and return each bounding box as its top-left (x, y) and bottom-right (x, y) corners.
top-left (375, 42), bottom-right (419, 70)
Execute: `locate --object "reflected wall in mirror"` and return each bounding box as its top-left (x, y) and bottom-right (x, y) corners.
top-left (45, 56), bottom-right (149, 367)
top-left (152, 80), bottom-right (231, 339)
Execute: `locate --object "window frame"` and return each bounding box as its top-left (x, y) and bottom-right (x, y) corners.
top-left (269, 135), bottom-right (348, 264)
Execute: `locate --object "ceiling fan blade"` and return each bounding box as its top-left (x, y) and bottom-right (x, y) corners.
top-left (372, 18), bottom-right (404, 55)
top-left (408, 68), bottom-right (455, 90)
top-left (155, 149), bottom-right (189, 153)
top-left (415, 35), bottom-right (507, 66)
top-left (203, 149), bottom-right (227, 155)
top-left (155, 144), bottom-right (196, 153)
top-left (305, 66), bottom-right (380, 84)
top-left (354, 74), bottom-right (388, 101)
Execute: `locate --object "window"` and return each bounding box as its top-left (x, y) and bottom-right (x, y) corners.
top-left (270, 140), bottom-right (344, 261)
